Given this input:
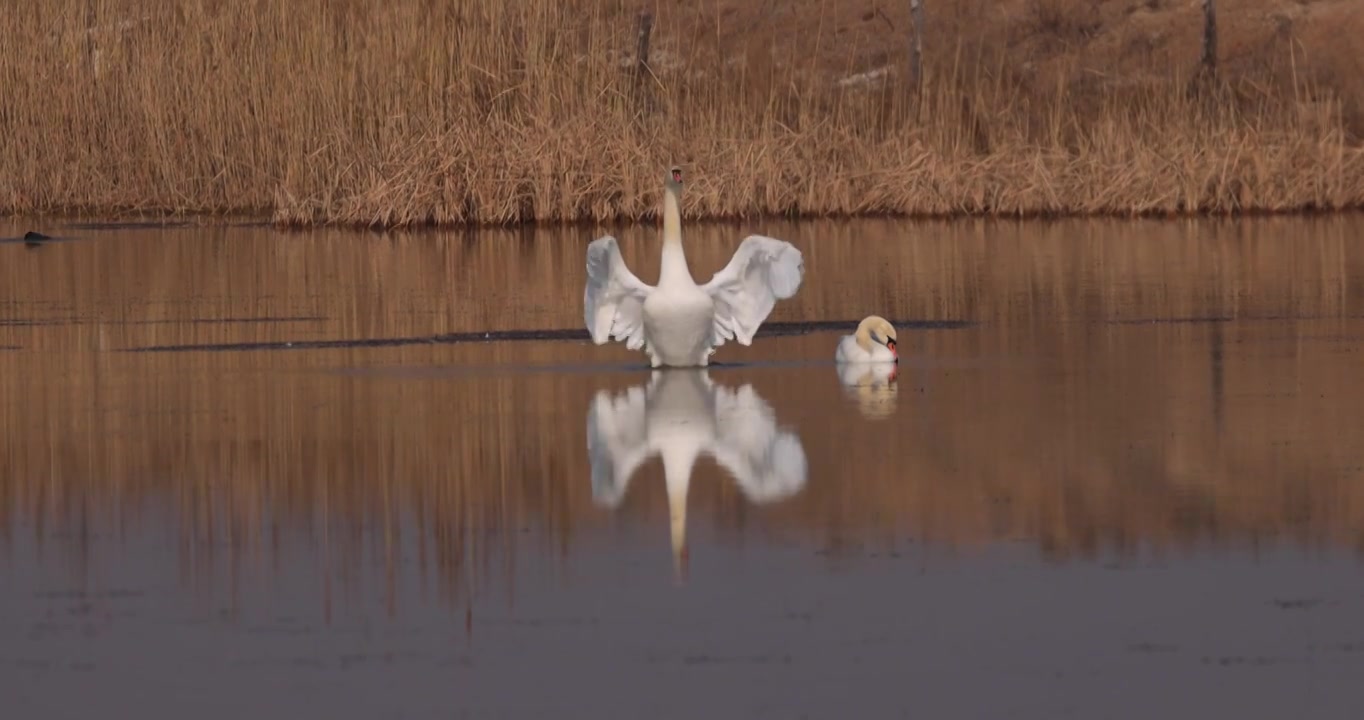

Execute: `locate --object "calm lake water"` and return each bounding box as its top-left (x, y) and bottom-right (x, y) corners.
top-left (3, 215), bottom-right (1364, 719)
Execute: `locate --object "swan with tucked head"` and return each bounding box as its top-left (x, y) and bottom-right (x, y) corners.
top-left (584, 165), bottom-right (805, 368)
top-left (835, 315), bottom-right (898, 364)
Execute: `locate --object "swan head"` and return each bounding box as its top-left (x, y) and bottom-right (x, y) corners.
top-left (855, 315), bottom-right (898, 358)
top-left (664, 165), bottom-right (683, 195)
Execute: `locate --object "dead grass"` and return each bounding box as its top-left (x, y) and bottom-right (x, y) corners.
top-left (0, 0), bottom-right (1361, 228)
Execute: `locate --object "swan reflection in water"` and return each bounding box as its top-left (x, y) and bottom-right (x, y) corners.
top-left (586, 370), bottom-right (808, 582)
top-left (835, 361), bottom-right (899, 420)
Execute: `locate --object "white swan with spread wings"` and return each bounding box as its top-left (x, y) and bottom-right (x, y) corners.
top-left (584, 166), bottom-right (805, 367)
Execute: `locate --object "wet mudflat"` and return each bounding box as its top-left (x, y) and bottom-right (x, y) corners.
top-left (3, 215), bottom-right (1364, 719)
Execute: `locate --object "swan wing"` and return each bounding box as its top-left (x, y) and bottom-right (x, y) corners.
top-left (584, 235), bottom-right (655, 349)
top-left (586, 385), bottom-right (654, 507)
top-left (700, 235), bottom-right (804, 348)
top-left (707, 383), bottom-right (808, 504)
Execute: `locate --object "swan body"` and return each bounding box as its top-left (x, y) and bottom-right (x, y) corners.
top-left (584, 166), bottom-right (805, 368)
top-left (835, 315), bottom-right (898, 363)
top-left (586, 369), bottom-right (807, 582)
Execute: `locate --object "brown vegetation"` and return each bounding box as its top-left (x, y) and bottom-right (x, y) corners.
top-left (1, 0), bottom-right (1362, 228)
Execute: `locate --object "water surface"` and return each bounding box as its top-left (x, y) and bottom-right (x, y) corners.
top-left (3, 215), bottom-right (1364, 718)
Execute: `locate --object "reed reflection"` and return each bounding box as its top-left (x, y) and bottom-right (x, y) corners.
top-left (4, 216), bottom-right (1364, 613)
top-left (586, 370), bottom-right (808, 582)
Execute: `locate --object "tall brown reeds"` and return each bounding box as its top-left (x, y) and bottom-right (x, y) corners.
top-left (1, 0), bottom-right (1362, 227)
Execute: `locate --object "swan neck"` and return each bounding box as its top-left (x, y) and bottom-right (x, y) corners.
top-left (854, 324), bottom-right (873, 352)
top-left (659, 186), bottom-right (692, 286)
top-left (663, 186), bottom-right (682, 246)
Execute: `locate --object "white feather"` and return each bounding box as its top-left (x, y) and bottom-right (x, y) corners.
top-left (583, 234), bottom-right (654, 350)
top-left (700, 234), bottom-right (806, 348)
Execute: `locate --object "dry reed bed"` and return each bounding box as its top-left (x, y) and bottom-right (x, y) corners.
top-left (1, 0), bottom-right (1361, 228)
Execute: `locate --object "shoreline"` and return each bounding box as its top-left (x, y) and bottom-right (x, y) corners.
top-left (6, 204), bottom-right (1364, 234)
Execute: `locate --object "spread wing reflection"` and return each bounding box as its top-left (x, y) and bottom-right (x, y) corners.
top-left (586, 370), bottom-right (808, 581)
